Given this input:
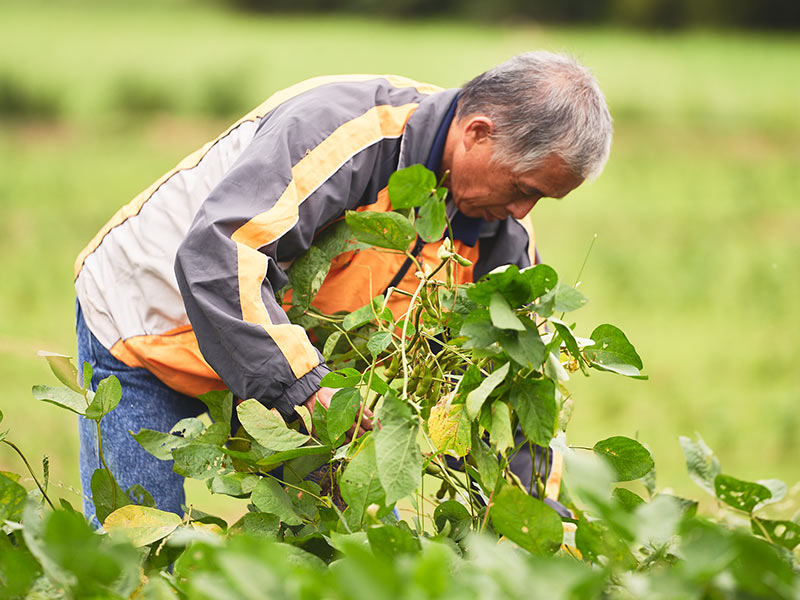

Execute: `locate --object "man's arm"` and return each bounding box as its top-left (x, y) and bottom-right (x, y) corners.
top-left (174, 98), bottom-right (415, 419)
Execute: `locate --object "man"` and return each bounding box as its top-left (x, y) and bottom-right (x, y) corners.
top-left (74, 51), bottom-right (612, 519)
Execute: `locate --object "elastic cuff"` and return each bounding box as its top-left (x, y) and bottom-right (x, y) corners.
top-left (273, 364), bottom-right (331, 421)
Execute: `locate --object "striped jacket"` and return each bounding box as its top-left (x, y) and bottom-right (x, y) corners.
top-left (74, 75), bottom-right (534, 419)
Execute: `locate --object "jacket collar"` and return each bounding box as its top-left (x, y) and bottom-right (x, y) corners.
top-left (397, 88), bottom-right (460, 172)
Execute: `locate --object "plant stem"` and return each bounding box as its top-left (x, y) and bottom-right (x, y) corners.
top-left (95, 420), bottom-right (118, 510)
top-left (400, 279), bottom-right (426, 399)
top-left (751, 516), bottom-right (775, 545)
top-left (480, 482), bottom-right (497, 534)
top-left (2, 439), bottom-right (55, 509)
top-left (574, 233), bottom-right (598, 287)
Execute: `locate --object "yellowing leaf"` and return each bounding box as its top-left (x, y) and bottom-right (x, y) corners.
top-left (190, 521), bottom-right (224, 535)
top-left (104, 505), bottom-right (182, 547)
top-left (428, 396), bottom-right (470, 458)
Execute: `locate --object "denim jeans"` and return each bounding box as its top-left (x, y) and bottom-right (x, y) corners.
top-left (76, 302), bottom-right (208, 522)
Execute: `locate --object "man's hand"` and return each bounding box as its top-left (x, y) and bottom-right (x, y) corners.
top-left (304, 387), bottom-right (373, 441)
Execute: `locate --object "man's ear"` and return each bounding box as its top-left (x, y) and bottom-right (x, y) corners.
top-left (461, 116), bottom-right (494, 151)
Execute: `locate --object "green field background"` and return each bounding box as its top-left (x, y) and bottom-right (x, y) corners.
top-left (1, 0), bottom-right (798, 520)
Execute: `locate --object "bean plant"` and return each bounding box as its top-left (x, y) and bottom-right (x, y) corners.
top-left (1, 166), bottom-right (798, 599)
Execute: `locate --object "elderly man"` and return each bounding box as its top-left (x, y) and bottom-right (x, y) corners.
top-left (74, 51), bottom-right (611, 519)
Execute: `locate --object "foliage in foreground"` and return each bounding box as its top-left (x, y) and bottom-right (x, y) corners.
top-left (1, 166), bottom-right (798, 598)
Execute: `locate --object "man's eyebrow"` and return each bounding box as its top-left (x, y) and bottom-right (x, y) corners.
top-left (518, 181), bottom-right (546, 197)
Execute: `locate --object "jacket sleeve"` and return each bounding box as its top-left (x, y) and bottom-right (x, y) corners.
top-left (174, 108), bottom-right (392, 419)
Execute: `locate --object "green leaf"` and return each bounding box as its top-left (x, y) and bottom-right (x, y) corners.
top-left (714, 474), bottom-right (772, 513)
top-left (131, 428), bottom-right (192, 460)
top-left (553, 283), bottom-right (588, 313)
top-left (171, 417), bottom-right (205, 439)
top-left (367, 373), bottom-right (390, 395)
top-left (367, 524), bottom-right (421, 558)
top-left (612, 487), bottom-right (646, 512)
top-left (489, 401), bottom-right (514, 454)
top-left (575, 516), bottom-right (637, 569)
top-left (104, 505), bottom-right (182, 547)
top-left (32, 384), bottom-right (87, 415)
top-left (327, 387), bottom-right (362, 441)
top-left (250, 478), bottom-right (303, 526)
top-left (387, 164), bottom-right (437, 209)
top-left (311, 397), bottom-right (331, 446)
top-left (427, 397), bottom-right (470, 458)
top-left (0, 532), bottom-right (41, 598)
top-left (171, 444), bottom-right (230, 480)
top-left (490, 484), bottom-right (563, 555)
top-left (323, 331), bottom-right (343, 360)
top-left (320, 367), bottom-right (362, 388)
top-left (198, 390), bottom-right (233, 426)
top-left (522, 264), bottom-right (559, 299)
top-left (237, 399), bottom-right (309, 451)
top-left (509, 378), bottom-right (557, 447)
top-left (345, 210), bottom-right (416, 251)
top-left (460, 311), bottom-right (500, 350)
top-left (82, 361), bottom-right (93, 390)
top-left (127, 484), bottom-right (156, 508)
top-left (287, 245), bottom-right (332, 314)
top-left (229, 512), bottom-right (281, 540)
top-left (498, 320), bottom-right (546, 368)
top-left (32, 505), bottom-right (140, 594)
top-left (466, 361), bottom-right (509, 419)
top-left (256, 445), bottom-right (332, 469)
top-left (367, 331), bottom-right (392, 357)
top-left (679, 434), bottom-right (721, 496)
top-left (458, 364), bottom-right (483, 396)
top-left (342, 297), bottom-right (393, 331)
top-left (85, 375), bottom-right (122, 420)
top-left (207, 472), bottom-right (260, 497)
top-left (340, 436), bottom-right (388, 526)
top-left (415, 193), bottom-right (447, 242)
top-left (315, 219), bottom-right (368, 258)
top-left (489, 291), bottom-right (525, 331)
top-left (91, 468), bottom-right (131, 524)
top-left (593, 436), bottom-right (654, 482)
top-left (751, 517), bottom-right (800, 550)
top-left (0, 472), bottom-right (27, 522)
top-left (196, 421), bottom-right (230, 446)
top-left (470, 430), bottom-right (501, 494)
top-left (374, 392), bottom-right (422, 504)
top-left (549, 317), bottom-right (586, 370)
top-left (433, 500), bottom-right (472, 542)
top-left (585, 324), bottom-right (644, 377)
top-left (37, 351), bottom-right (81, 392)
top-left (468, 265), bottom-right (532, 308)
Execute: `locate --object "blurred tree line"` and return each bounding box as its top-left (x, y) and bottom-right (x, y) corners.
top-left (223, 0), bottom-right (799, 29)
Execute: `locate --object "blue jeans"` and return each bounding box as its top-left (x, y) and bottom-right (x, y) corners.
top-left (77, 302), bottom-right (207, 522)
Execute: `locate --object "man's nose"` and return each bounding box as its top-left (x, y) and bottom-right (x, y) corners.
top-left (507, 198), bottom-right (539, 219)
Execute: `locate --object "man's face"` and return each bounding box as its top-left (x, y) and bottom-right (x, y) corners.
top-left (444, 117), bottom-right (584, 222)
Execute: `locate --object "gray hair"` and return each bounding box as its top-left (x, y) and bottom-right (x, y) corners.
top-left (456, 51), bottom-right (612, 180)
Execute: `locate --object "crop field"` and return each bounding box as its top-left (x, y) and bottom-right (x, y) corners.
top-left (1, 0), bottom-right (799, 522)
